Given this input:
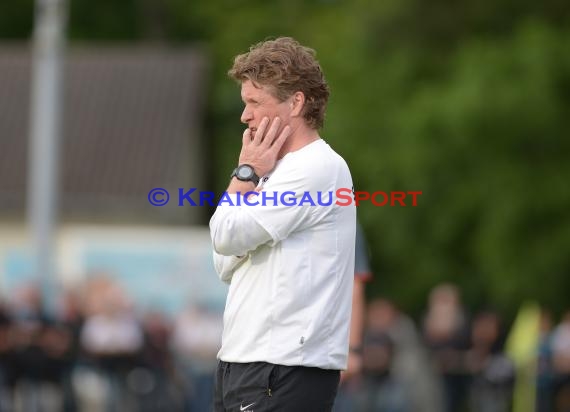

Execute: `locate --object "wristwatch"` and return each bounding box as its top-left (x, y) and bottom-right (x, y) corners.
top-left (231, 164), bottom-right (260, 186)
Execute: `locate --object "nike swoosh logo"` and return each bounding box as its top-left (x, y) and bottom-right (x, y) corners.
top-left (240, 402), bottom-right (255, 411)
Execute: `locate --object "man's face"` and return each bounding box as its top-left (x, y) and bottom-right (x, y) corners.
top-left (240, 80), bottom-right (292, 139)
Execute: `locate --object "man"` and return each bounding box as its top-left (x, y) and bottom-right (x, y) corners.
top-left (210, 37), bottom-right (356, 411)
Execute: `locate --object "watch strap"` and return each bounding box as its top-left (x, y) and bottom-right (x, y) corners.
top-left (231, 164), bottom-right (260, 186)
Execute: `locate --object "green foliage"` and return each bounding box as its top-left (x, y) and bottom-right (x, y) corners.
top-left (69, 0), bottom-right (140, 40)
top-left (0, 0), bottom-right (34, 38)
top-left (354, 22), bottom-right (570, 316)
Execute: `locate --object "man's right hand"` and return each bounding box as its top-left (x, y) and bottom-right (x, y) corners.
top-left (238, 116), bottom-right (291, 177)
top-left (340, 351), bottom-right (363, 383)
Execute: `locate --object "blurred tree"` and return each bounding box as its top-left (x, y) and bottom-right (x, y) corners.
top-left (0, 0), bottom-right (34, 38)
top-left (354, 22), bottom-right (570, 316)
top-left (69, 0), bottom-right (140, 40)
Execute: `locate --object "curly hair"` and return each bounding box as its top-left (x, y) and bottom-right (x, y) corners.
top-left (228, 37), bottom-right (330, 130)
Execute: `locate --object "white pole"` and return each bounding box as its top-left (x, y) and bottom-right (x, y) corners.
top-left (27, 0), bottom-right (68, 318)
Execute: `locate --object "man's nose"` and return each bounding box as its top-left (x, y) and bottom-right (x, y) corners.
top-left (241, 107), bottom-right (252, 124)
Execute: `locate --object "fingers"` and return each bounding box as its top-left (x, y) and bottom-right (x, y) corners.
top-left (270, 125), bottom-right (291, 153)
top-left (242, 128), bottom-right (252, 145)
top-left (252, 117), bottom-right (270, 145)
top-left (261, 117), bottom-right (281, 147)
top-left (252, 117), bottom-right (284, 147)
top-left (241, 117), bottom-right (290, 173)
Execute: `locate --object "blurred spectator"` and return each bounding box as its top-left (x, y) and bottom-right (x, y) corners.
top-left (422, 283), bottom-right (471, 412)
top-left (138, 309), bottom-right (182, 411)
top-left (57, 288), bottom-right (86, 412)
top-left (4, 284), bottom-right (75, 411)
top-left (381, 299), bottom-right (443, 412)
top-left (1, 274), bottom-right (564, 412)
top-left (9, 285), bottom-right (49, 410)
top-left (334, 221), bottom-right (374, 412)
top-left (537, 308), bottom-right (555, 412)
top-left (466, 310), bottom-right (515, 412)
top-left (171, 302), bottom-right (223, 412)
top-left (38, 319), bottom-right (74, 410)
top-left (80, 280), bottom-right (144, 411)
top-left (354, 298), bottom-right (412, 412)
top-left (0, 300), bottom-right (12, 411)
top-left (551, 310), bottom-right (570, 411)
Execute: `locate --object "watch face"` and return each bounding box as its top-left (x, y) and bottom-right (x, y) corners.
top-left (237, 166), bottom-right (253, 179)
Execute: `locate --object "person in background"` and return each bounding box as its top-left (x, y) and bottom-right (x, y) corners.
top-left (357, 299), bottom-right (407, 412)
top-left (0, 299), bottom-right (13, 411)
top-left (139, 309), bottom-right (178, 411)
top-left (551, 310), bottom-right (570, 411)
top-left (466, 310), bottom-right (515, 412)
top-left (80, 281), bottom-right (144, 411)
top-left (334, 221), bottom-right (374, 411)
top-left (422, 283), bottom-right (471, 412)
top-left (536, 308), bottom-right (555, 412)
top-left (171, 302), bottom-right (223, 412)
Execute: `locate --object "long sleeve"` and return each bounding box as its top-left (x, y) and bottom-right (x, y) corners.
top-left (209, 160), bottom-right (327, 259)
top-left (213, 252), bottom-right (247, 284)
top-left (209, 194), bottom-right (274, 257)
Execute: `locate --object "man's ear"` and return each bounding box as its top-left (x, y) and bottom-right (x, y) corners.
top-left (290, 91), bottom-right (305, 117)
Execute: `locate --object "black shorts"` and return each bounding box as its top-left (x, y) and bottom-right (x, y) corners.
top-left (213, 361), bottom-right (340, 412)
